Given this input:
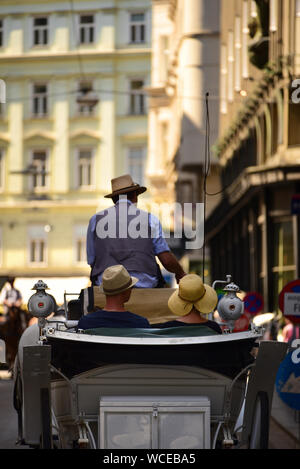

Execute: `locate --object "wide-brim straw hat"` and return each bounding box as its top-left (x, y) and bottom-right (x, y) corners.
top-left (168, 274), bottom-right (218, 316)
top-left (104, 174), bottom-right (147, 199)
top-left (99, 265), bottom-right (138, 296)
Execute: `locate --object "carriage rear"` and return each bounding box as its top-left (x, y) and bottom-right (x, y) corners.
top-left (10, 281), bottom-right (288, 449)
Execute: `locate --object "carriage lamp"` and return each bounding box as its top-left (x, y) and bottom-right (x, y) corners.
top-left (27, 280), bottom-right (57, 343)
top-left (217, 281), bottom-right (244, 332)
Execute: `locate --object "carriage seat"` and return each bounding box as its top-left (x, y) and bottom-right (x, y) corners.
top-left (82, 325), bottom-right (219, 338)
top-left (73, 287), bottom-right (179, 325)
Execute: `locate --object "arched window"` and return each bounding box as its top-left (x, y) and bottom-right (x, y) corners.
top-left (269, 100), bottom-right (279, 156)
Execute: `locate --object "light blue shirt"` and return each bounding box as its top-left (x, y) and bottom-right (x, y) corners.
top-left (86, 199), bottom-right (170, 287)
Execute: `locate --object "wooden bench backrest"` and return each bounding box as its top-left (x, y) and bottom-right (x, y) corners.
top-left (93, 287), bottom-right (178, 324)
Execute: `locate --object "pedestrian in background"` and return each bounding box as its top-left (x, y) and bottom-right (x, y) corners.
top-left (0, 277), bottom-right (23, 319)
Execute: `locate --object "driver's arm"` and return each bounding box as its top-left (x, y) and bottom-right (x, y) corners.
top-left (157, 251), bottom-right (186, 284)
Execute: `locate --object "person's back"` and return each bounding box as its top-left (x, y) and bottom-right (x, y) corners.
top-left (78, 308), bottom-right (149, 330)
top-left (77, 265), bottom-right (150, 330)
top-left (0, 277), bottom-right (23, 316)
top-left (87, 174), bottom-right (186, 288)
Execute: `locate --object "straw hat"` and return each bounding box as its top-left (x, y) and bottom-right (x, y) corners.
top-left (99, 265), bottom-right (138, 296)
top-left (104, 174), bottom-right (147, 199)
top-left (168, 274), bottom-right (218, 316)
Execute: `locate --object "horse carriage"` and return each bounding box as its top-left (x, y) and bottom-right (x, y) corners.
top-left (6, 276), bottom-right (287, 450)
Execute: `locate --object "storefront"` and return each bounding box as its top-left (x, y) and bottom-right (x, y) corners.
top-left (207, 172), bottom-right (300, 313)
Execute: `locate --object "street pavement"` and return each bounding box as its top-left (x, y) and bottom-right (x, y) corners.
top-left (269, 418), bottom-right (300, 449)
top-left (0, 372), bottom-right (25, 449)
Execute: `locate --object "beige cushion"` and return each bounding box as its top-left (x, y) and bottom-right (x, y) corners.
top-left (93, 287), bottom-right (178, 324)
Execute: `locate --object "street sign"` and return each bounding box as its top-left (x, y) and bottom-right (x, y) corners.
top-left (275, 350), bottom-right (300, 410)
top-left (291, 194), bottom-right (300, 215)
top-left (243, 291), bottom-right (264, 315)
top-left (279, 280), bottom-right (300, 324)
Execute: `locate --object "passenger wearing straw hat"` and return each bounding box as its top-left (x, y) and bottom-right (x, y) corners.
top-left (153, 274), bottom-right (222, 334)
top-left (77, 265), bottom-right (151, 330)
top-left (86, 174), bottom-right (186, 288)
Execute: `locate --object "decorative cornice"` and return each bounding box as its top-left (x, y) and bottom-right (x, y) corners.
top-left (213, 63), bottom-right (284, 161)
top-left (0, 48), bottom-right (152, 63)
top-left (69, 129), bottom-right (101, 140)
top-left (23, 130), bottom-right (56, 142)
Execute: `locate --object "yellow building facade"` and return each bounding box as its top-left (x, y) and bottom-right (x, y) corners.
top-left (0, 0), bottom-right (152, 302)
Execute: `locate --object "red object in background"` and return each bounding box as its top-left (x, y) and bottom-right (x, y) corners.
top-left (279, 280), bottom-right (300, 324)
top-left (233, 311), bottom-right (251, 332)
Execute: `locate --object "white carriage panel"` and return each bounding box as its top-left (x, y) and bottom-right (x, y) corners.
top-left (99, 396), bottom-right (211, 449)
top-left (71, 364), bottom-right (232, 419)
top-left (51, 380), bottom-right (72, 419)
top-left (75, 382), bottom-right (228, 419)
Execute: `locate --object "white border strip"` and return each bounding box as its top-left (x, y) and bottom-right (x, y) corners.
top-left (46, 328), bottom-right (263, 346)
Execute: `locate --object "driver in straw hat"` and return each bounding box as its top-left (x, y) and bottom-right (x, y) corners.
top-left (152, 274), bottom-right (222, 334)
top-left (87, 174), bottom-right (186, 288)
top-left (77, 265), bottom-right (151, 330)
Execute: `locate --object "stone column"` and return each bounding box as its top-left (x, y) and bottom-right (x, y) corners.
top-left (8, 81), bottom-right (23, 194)
top-left (53, 79), bottom-right (69, 194)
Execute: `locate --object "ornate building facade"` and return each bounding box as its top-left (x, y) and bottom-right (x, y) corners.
top-left (0, 0), bottom-right (152, 302)
top-left (147, 0), bottom-right (221, 275)
top-left (207, 0), bottom-right (300, 312)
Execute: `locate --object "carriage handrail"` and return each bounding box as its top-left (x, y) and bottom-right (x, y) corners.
top-left (223, 363), bottom-right (255, 423)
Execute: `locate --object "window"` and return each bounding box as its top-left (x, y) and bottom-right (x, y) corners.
top-left (288, 102), bottom-right (300, 145)
top-left (159, 35), bottom-right (170, 82)
top-left (74, 225), bottom-right (86, 263)
top-left (272, 219), bottom-right (296, 311)
top-left (77, 148), bottom-right (94, 188)
top-left (250, 0), bottom-right (258, 18)
top-left (297, 0), bottom-right (300, 17)
top-left (220, 44), bottom-right (228, 114)
top-left (33, 17), bottom-right (48, 46)
top-left (227, 30), bottom-right (234, 102)
top-left (235, 16), bottom-right (241, 92)
top-left (270, 0), bottom-right (278, 32)
top-left (161, 122), bottom-right (169, 161)
top-left (127, 147), bottom-right (146, 185)
top-left (129, 80), bottom-right (145, 115)
top-left (179, 181), bottom-right (194, 204)
top-left (77, 81), bottom-right (97, 115)
top-left (0, 19), bottom-right (3, 47)
top-left (79, 15), bottom-right (94, 44)
top-left (242, 0), bottom-right (249, 79)
top-left (30, 239), bottom-right (46, 263)
top-left (0, 226), bottom-right (2, 266)
top-left (130, 12), bottom-right (146, 43)
top-left (32, 83), bottom-right (48, 117)
top-left (28, 225), bottom-right (47, 265)
top-left (31, 150), bottom-right (48, 190)
top-left (0, 101), bottom-right (5, 118)
top-left (76, 238), bottom-right (86, 263)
